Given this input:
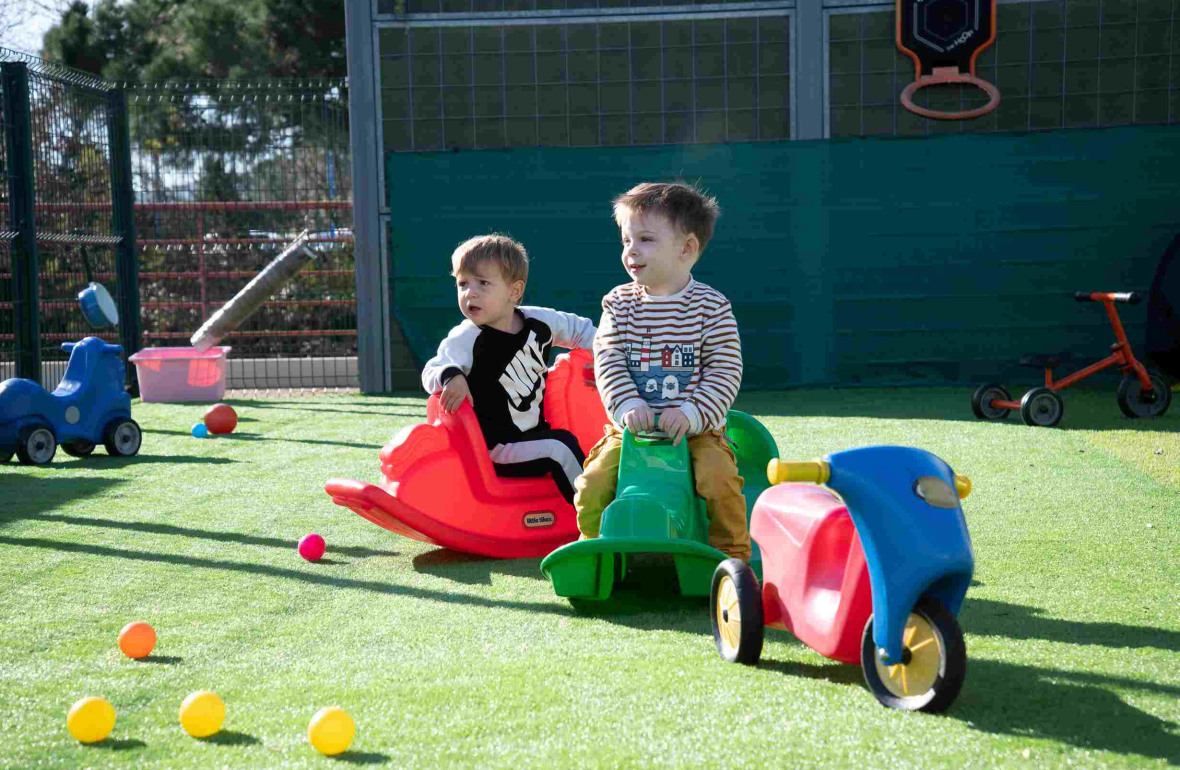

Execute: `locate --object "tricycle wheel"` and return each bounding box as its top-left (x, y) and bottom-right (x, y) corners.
top-left (62, 441), bottom-right (96, 458)
top-left (1116, 370), bottom-right (1172, 418)
top-left (1019, 387), bottom-right (1064, 427)
top-left (16, 424), bottom-right (57, 465)
top-left (710, 559), bottom-right (763, 665)
top-left (103, 418), bottom-right (142, 457)
top-left (860, 596), bottom-right (966, 713)
top-left (971, 383), bottom-right (1012, 420)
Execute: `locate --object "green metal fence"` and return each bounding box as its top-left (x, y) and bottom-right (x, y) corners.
top-left (0, 49), bottom-right (139, 389)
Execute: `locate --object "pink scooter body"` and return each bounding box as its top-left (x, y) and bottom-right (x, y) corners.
top-left (751, 483), bottom-right (873, 665)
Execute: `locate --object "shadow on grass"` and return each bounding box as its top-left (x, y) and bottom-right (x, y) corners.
top-left (0, 535), bottom-right (569, 617)
top-left (136, 655), bottom-right (183, 665)
top-left (953, 658), bottom-right (1180, 764)
top-left (965, 598), bottom-right (1180, 651)
top-left (735, 387), bottom-right (1180, 433)
top-left (142, 428), bottom-right (383, 451)
top-left (0, 478), bottom-right (125, 524)
top-left (5, 513), bottom-right (400, 559)
top-left (199, 730), bottom-right (260, 746)
top-left (412, 549), bottom-right (548, 584)
top-left (90, 738), bottom-right (147, 750)
top-left (752, 652), bottom-right (1179, 763)
top-left (332, 751), bottom-right (393, 764)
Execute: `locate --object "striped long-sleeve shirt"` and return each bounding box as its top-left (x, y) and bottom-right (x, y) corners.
top-left (594, 278), bottom-right (742, 434)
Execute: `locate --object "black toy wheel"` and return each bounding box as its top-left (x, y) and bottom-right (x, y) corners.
top-left (1020, 387), bottom-right (1064, 427)
top-left (61, 441), bottom-right (96, 458)
top-left (710, 559), bottom-right (764, 665)
top-left (1116, 370), bottom-right (1172, 418)
top-left (971, 383), bottom-right (1012, 420)
top-left (861, 596), bottom-right (966, 713)
top-left (16, 424), bottom-right (57, 465)
top-left (103, 419), bottom-right (142, 457)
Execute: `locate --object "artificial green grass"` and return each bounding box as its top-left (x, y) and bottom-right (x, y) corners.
top-left (0, 386), bottom-right (1177, 768)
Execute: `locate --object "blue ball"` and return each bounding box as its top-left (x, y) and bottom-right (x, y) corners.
top-left (191, 423), bottom-right (209, 438)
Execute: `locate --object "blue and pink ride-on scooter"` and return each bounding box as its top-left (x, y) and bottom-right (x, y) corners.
top-left (710, 445), bottom-right (974, 713)
top-left (0, 337), bottom-right (141, 465)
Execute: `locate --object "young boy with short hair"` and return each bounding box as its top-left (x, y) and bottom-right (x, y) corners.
top-left (573, 182), bottom-right (749, 560)
top-left (422, 234), bottom-right (597, 503)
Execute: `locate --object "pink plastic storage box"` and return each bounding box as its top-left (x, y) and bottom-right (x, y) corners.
top-left (128, 346), bottom-right (232, 402)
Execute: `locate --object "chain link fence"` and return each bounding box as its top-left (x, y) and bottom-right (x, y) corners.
top-left (126, 80), bottom-right (356, 391)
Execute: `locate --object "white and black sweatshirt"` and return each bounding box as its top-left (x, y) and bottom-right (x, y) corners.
top-left (422, 306), bottom-right (597, 449)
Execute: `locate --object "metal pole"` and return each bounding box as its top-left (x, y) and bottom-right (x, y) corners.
top-left (197, 210), bottom-right (207, 321)
top-left (106, 87), bottom-right (141, 393)
top-left (345, 0), bottom-right (392, 392)
top-left (2, 62), bottom-right (41, 384)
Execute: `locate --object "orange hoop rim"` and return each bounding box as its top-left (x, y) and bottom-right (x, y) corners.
top-left (900, 66), bottom-right (1001, 121)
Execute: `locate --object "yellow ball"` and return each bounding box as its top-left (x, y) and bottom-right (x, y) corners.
top-left (67, 697), bottom-right (116, 744)
top-left (178, 690), bottom-right (225, 738)
top-left (308, 706), bottom-right (355, 756)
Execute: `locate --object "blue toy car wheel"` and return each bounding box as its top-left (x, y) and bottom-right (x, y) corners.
top-left (62, 440), bottom-right (97, 458)
top-left (103, 418), bottom-right (142, 457)
top-left (16, 424), bottom-right (57, 465)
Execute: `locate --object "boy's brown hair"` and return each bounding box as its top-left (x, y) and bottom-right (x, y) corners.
top-left (612, 182), bottom-right (721, 253)
top-left (451, 234), bottom-right (529, 286)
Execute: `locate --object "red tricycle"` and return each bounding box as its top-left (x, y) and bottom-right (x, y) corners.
top-left (972, 291), bottom-right (1172, 427)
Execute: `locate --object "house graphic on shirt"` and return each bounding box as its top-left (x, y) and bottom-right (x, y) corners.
top-left (661, 343), bottom-right (695, 370)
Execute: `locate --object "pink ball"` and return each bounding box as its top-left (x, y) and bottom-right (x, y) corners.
top-left (298, 533), bottom-right (326, 561)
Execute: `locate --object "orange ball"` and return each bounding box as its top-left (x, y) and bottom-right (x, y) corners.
top-left (204, 403), bottom-right (237, 435)
top-left (118, 621), bottom-right (156, 659)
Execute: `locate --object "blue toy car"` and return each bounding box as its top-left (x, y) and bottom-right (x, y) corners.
top-left (0, 337), bottom-right (142, 465)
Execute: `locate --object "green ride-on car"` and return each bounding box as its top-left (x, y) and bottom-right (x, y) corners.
top-left (540, 410), bottom-right (777, 602)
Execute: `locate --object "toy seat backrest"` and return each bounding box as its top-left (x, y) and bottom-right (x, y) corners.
top-left (54, 337), bottom-right (124, 398)
top-left (725, 409), bottom-right (779, 520)
top-left (424, 395), bottom-right (529, 499)
top-left (542, 348), bottom-right (608, 455)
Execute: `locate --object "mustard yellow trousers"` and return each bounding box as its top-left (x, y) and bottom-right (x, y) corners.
top-left (572, 425), bottom-right (751, 561)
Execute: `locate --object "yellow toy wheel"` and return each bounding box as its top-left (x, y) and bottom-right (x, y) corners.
top-left (860, 597), bottom-right (966, 713)
top-left (709, 559), bottom-right (763, 665)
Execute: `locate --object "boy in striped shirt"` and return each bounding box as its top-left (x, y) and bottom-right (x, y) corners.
top-left (573, 182), bottom-right (749, 561)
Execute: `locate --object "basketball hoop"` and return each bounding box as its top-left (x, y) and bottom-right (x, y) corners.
top-left (896, 0), bottom-right (1001, 121)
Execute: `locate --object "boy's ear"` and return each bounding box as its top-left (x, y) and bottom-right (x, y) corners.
top-left (510, 279), bottom-right (526, 303)
top-left (680, 233), bottom-right (701, 261)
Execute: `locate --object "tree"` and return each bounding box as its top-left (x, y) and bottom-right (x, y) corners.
top-left (41, 0), bottom-right (346, 81)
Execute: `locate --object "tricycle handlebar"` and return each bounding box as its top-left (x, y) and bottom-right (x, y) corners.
top-left (1074, 291), bottom-right (1141, 304)
top-left (767, 458), bottom-right (830, 486)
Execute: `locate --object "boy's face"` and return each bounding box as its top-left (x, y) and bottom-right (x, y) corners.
top-left (454, 262), bottom-right (524, 330)
top-left (618, 210), bottom-right (698, 296)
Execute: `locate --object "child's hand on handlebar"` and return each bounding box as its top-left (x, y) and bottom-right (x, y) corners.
top-left (658, 408), bottom-right (691, 446)
top-left (440, 374), bottom-right (473, 413)
top-left (622, 404), bottom-right (656, 434)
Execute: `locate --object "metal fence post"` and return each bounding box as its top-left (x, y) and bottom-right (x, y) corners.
top-left (107, 87), bottom-right (141, 392)
top-left (2, 62), bottom-right (40, 384)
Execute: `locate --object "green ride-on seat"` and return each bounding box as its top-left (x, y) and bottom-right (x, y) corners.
top-left (540, 410), bottom-right (777, 601)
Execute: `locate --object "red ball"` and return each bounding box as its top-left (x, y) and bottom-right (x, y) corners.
top-left (298, 533), bottom-right (326, 561)
top-left (204, 403), bottom-right (237, 434)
